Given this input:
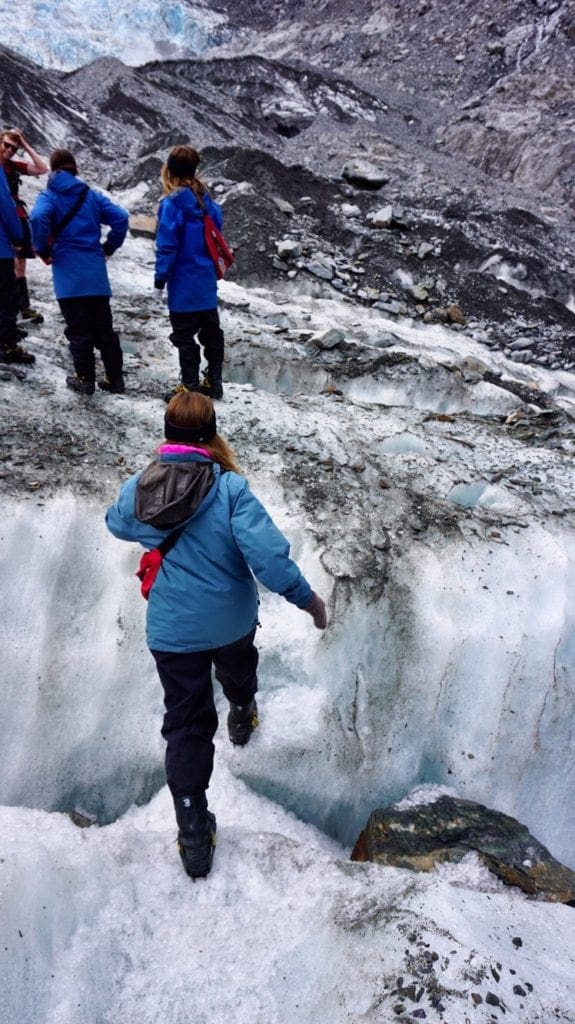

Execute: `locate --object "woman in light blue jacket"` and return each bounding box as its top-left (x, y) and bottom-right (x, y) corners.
top-left (154, 145), bottom-right (226, 402)
top-left (30, 148), bottom-right (128, 395)
top-left (106, 390), bottom-right (327, 879)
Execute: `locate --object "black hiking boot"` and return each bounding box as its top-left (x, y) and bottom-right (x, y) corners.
top-left (227, 698), bottom-right (259, 747)
top-left (66, 375), bottom-right (95, 395)
top-left (1, 345), bottom-right (35, 365)
top-left (16, 278), bottom-right (43, 323)
top-left (20, 307), bottom-right (44, 324)
top-left (98, 375), bottom-right (125, 394)
top-left (174, 793), bottom-right (217, 879)
top-left (199, 375), bottom-right (223, 400)
top-left (163, 380), bottom-right (200, 404)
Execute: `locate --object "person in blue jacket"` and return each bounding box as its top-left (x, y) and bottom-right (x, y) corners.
top-left (106, 390), bottom-right (327, 879)
top-left (0, 161), bottom-right (35, 365)
top-left (30, 148), bottom-right (129, 395)
top-left (154, 145), bottom-right (226, 402)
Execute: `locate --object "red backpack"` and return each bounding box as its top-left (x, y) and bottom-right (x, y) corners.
top-left (135, 524), bottom-right (185, 600)
top-left (203, 214), bottom-right (234, 279)
top-left (196, 193), bottom-right (234, 279)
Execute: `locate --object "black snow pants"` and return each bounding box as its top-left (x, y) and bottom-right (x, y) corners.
top-left (58, 295), bottom-right (123, 384)
top-left (151, 629), bottom-right (259, 797)
top-left (169, 308), bottom-right (224, 386)
top-left (0, 258), bottom-right (19, 351)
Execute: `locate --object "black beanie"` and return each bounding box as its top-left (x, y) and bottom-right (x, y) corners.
top-left (164, 410), bottom-right (217, 444)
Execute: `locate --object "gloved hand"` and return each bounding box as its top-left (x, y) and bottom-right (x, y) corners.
top-left (304, 592), bottom-right (327, 630)
top-left (102, 240), bottom-right (116, 257)
top-left (153, 280), bottom-right (166, 307)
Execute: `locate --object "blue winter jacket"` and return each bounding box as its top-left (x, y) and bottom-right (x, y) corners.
top-left (30, 171), bottom-right (128, 299)
top-left (0, 168), bottom-right (23, 258)
top-left (155, 187), bottom-right (222, 313)
top-left (105, 451), bottom-right (313, 653)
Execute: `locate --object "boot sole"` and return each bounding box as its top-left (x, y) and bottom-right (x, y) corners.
top-left (163, 385), bottom-right (201, 403)
top-left (198, 386), bottom-right (223, 400)
top-left (2, 352), bottom-right (36, 365)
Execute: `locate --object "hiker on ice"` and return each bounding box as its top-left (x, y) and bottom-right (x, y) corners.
top-left (0, 127), bottom-right (48, 325)
top-left (154, 145), bottom-right (228, 402)
top-left (106, 391), bottom-right (328, 879)
top-left (30, 148), bottom-right (128, 395)
top-left (0, 163), bottom-right (32, 365)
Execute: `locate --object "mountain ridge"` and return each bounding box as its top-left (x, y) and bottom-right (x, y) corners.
top-left (0, 2), bottom-right (573, 368)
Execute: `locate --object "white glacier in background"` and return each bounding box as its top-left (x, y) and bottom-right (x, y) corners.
top-left (2, 0), bottom-right (229, 70)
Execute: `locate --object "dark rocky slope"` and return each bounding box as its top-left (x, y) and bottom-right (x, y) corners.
top-left (0, 1), bottom-right (573, 370)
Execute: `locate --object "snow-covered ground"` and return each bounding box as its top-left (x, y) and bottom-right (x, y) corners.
top-left (2, 776), bottom-right (575, 1024)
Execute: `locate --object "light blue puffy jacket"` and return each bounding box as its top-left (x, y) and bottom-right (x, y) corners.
top-left (155, 186), bottom-right (222, 312)
top-left (30, 170), bottom-right (128, 299)
top-left (106, 451), bottom-right (313, 653)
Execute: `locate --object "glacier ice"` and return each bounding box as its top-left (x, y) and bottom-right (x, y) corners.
top-left (0, 224), bottom-right (574, 1024)
top-left (0, 0), bottom-right (229, 70)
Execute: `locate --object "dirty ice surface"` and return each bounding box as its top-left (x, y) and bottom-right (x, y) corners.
top-left (1, 223), bottom-right (575, 1023)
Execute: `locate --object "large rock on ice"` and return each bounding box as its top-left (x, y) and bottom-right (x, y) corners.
top-left (351, 795), bottom-right (575, 903)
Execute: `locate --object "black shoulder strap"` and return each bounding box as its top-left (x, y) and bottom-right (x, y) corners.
top-left (156, 523), bottom-right (186, 557)
top-left (52, 184), bottom-right (89, 239)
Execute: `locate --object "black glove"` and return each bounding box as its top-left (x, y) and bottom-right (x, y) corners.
top-left (102, 240), bottom-right (116, 257)
top-left (304, 592), bottom-right (327, 629)
top-left (154, 278), bottom-right (166, 291)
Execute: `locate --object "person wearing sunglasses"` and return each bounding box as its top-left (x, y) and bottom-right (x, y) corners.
top-left (0, 128), bottom-right (48, 324)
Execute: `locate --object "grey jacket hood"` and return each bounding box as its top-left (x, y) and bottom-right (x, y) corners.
top-left (135, 459), bottom-right (216, 529)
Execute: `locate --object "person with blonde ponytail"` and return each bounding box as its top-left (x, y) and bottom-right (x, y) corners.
top-left (155, 145), bottom-right (227, 402)
top-left (106, 391), bottom-right (327, 879)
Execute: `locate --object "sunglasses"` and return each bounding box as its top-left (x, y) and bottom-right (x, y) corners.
top-left (2, 141), bottom-right (18, 152)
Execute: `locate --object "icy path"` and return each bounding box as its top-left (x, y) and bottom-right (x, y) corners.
top-left (2, 769), bottom-right (575, 1024)
top-left (1, 233), bottom-right (575, 1023)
